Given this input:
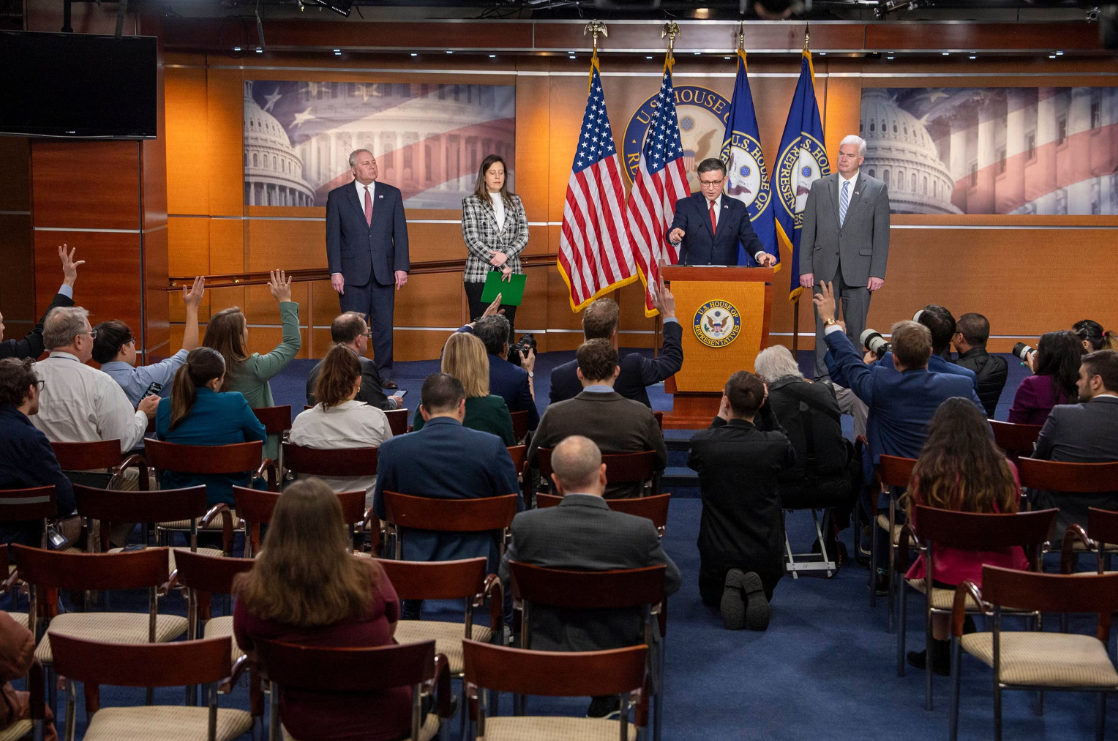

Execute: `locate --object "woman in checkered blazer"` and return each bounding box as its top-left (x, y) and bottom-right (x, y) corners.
top-left (462, 154), bottom-right (529, 340)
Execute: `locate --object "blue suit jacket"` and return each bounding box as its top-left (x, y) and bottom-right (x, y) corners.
top-left (0, 406), bottom-right (75, 545)
top-left (830, 350), bottom-right (978, 394)
top-left (373, 417), bottom-right (521, 569)
top-left (488, 353), bottom-right (540, 430)
top-left (666, 193), bottom-right (763, 266)
top-left (156, 388), bottom-right (268, 506)
top-left (825, 330), bottom-right (983, 477)
top-left (325, 180), bottom-right (410, 287)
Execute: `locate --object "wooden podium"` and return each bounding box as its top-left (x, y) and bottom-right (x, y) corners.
top-left (661, 266), bottom-right (774, 430)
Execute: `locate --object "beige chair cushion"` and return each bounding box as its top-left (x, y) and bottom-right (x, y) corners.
top-left (393, 620), bottom-right (492, 675)
top-left (905, 579), bottom-right (982, 610)
top-left (876, 514), bottom-right (904, 547)
top-left (107, 547), bottom-right (224, 573)
top-left (283, 713), bottom-right (439, 741)
top-left (481, 716), bottom-right (638, 741)
top-left (158, 514), bottom-right (243, 531)
top-left (961, 632), bottom-right (1118, 688)
top-left (36, 613), bottom-right (189, 663)
top-left (83, 706), bottom-right (252, 741)
top-left (203, 616), bottom-right (243, 663)
top-left (0, 719), bottom-right (31, 741)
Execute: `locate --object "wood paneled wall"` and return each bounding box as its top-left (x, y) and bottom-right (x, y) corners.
top-left (163, 50), bottom-right (1118, 360)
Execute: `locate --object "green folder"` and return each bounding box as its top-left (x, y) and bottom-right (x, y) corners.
top-left (480, 271), bottom-right (527, 306)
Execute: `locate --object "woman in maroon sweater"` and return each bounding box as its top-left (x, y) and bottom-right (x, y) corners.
top-left (233, 479), bottom-right (409, 741)
top-left (1007, 330), bottom-right (1083, 425)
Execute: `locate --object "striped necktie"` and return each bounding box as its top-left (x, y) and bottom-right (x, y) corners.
top-left (839, 179), bottom-right (850, 227)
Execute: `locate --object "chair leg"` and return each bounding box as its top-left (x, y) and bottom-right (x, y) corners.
top-left (783, 513), bottom-right (798, 581)
top-left (653, 636), bottom-right (665, 741)
top-left (870, 522), bottom-right (878, 608)
top-left (887, 502), bottom-right (896, 634)
top-left (994, 683), bottom-right (1003, 741)
top-left (1096, 692), bottom-right (1107, 741)
top-left (46, 665), bottom-right (56, 732)
top-left (1035, 689), bottom-right (1044, 716)
top-left (897, 581), bottom-right (907, 678)
top-left (948, 639), bottom-right (961, 741)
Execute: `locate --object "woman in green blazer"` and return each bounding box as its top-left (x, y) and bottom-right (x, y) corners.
top-left (412, 332), bottom-right (515, 445)
top-left (203, 270), bottom-right (301, 460)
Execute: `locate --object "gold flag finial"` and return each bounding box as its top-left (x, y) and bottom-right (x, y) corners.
top-left (662, 21), bottom-right (680, 67)
top-left (804, 22), bottom-right (810, 51)
top-left (584, 21), bottom-right (607, 57)
top-left (738, 21), bottom-right (745, 52)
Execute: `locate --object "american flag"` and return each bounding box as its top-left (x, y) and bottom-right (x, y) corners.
top-left (558, 59), bottom-right (637, 312)
top-left (625, 66), bottom-right (690, 316)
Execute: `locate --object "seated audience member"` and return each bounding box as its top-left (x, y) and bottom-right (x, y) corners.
top-left (203, 270), bottom-right (300, 460)
top-left (411, 333), bottom-right (515, 445)
top-left (1074, 319), bottom-right (1118, 353)
top-left (1031, 349), bottom-right (1118, 537)
top-left (501, 435), bottom-right (681, 718)
top-left (155, 347), bottom-right (267, 507)
top-left (306, 312), bottom-right (399, 410)
top-left (529, 339), bottom-right (666, 499)
top-left (95, 277), bottom-right (205, 406)
top-left (0, 245), bottom-right (80, 362)
top-left (904, 398), bottom-right (1027, 676)
top-left (472, 314), bottom-right (539, 431)
top-left (0, 359), bottom-right (75, 546)
top-left (290, 345), bottom-right (392, 507)
top-left (373, 373), bottom-right (520, 617)
top-left (1007, 330), bottom-right (1082, 425)
top-left (951, 312), bottom-right (1008, 418)
top-left (550, 283), bottom-right (682, 407)
top-left (0, 610), bottom-right (57, 741)
top-left (689, 371), bottom-right (794, 631)
top-left (234, 479), bottom-right (409, 741)
top-left (754, 345), bottom-right (855, 512)
top-left (33, 307), bottom-right (158, 455)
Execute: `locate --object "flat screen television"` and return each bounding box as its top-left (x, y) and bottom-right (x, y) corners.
top-left (0, 31), bottom-right (157, 139)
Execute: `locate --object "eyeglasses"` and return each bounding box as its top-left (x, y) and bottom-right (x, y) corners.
top-left (85, 329), bottom-right (98, 340)
top-left (699, 178), bottom-right (724, 187)
top-left (34, 380), bottom-right (45, 391)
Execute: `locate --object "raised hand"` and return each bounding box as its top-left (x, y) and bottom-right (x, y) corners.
top-left (182, 276), bottom-right (205, 310)
top-left (269, 270), bottom-right (293, 303)
top-left (59, 244), bottom-right (85, 287)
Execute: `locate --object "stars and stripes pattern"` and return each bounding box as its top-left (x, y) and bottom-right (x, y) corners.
top-left (557, 59), bottom-right (637, 311)
top-left (625, 65), bottom-right (690, 315)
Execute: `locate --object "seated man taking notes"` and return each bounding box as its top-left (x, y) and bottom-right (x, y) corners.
top-left (667, 158), bottom-right (775, 267)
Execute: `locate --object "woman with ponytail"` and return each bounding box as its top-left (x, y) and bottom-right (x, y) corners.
top-left (1074, 319), bottom-right (1118, 353)
top-left (156, 347), bottom-right (267, 506)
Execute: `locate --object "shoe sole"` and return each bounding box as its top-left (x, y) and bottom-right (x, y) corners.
top-left (741, 571), bottom-right (770, 631)
top-left (720, 569), bottom-right (747, 630)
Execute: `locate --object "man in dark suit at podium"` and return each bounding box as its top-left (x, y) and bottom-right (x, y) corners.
top-left (326, 149), bottom-right (410, 387)
top-left (666, 159), bottom-right (774, 268)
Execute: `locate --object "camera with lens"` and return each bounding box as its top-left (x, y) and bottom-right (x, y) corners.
top-left (860, 329), bottom-right (892, 360)
top-left (1012, 342), bottom-right (1035, 363)
top-left (508, 333), bottom-right (538, 367)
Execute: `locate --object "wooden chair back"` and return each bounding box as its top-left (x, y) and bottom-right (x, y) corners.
top-left (989, 421), bottom-right (1042, 458)
top-left (510, 410), bottom-right (529, 442)
top-left (981, 565), bottom-right (1118, 616)
top-left (384, 409), bottom-right (409, 437)
top-left (913, 506), bottom-right (1057, 552)
top-left (50, 440), bottom-right (122, 470)
top-left (75, 484), bottom-right (208, 525)
top-left (463, 640), bottom-right (647, 698)
top-left (232, 486), bottom-right (279, 527)
top-left (51, 634), bottom-right (232, 688)
top-left (374, 557), bottom-right (487, 601)
top-left (283, 443), bottom-right (379, 477)
top-left (173, 549), bottom-right (254, 596)
top-left (145, 439), bottom-right (267, 475)
top-left (382, 492), bottom-right (519, 533)
top-left (1088, 507), bottom-right (1118, 549)
top-left (255, 638), bottom-right (435, 692)
top-left (13, 545), bottom-right (169, 591)
top-left (0, 486), bottom-right (56, 522)
top-left (252, 405), bottom-right (292, 435)
top-left (538, 448), bottom-right (660, 486)
top-left (508, 562), bottom-right (666, 610)
top-left (535, 493), bottom-right (671, 533)
top-left (507, 445), bottom-right (527, 475)
top-left (1017, 458), bottom-right (1118, 493)
top-left (878, 455), bottom-right (917, 488)
top-left (653, 411), bottom-right (664, 430)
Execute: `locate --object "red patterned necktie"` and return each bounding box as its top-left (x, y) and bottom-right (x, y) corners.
top-left (364, 186), bottom-right (373, 227)
top-left (709, 200), bottom-right (717, 235)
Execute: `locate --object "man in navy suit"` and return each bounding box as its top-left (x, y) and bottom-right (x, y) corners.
top-left (666, 158), bottom-right (773, 267)
top-left (373, 373), bottom-right (521, 618)
top-left (473, 315), bottom-right (539, 431)
top-left (326, 149), bottom-right (410, 386)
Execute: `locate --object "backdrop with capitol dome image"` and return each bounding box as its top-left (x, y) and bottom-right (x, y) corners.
top-left (861, 87), bottom-right (1118, 216)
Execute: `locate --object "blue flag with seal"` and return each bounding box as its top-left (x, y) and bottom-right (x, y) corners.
top-left (772, 48), bottom-right (830, 302)
top-left (720, 49), bottom-right (778, 269)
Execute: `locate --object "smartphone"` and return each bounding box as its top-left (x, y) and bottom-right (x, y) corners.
top-left (391, 389), bottom-right (407, 399)
top-left (143, 381), bottom-right (163, 398)
top-left (122, 544), bottom-right (146, 552)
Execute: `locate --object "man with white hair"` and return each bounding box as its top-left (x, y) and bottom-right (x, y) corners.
top-left (798, 134), bottom-right (891, 380)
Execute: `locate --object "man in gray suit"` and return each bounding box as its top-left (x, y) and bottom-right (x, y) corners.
top-left (1031, 349), bottom-right (1118, 537)
top-left (799, 135), bottom-right (891, 380)
top-left (501, 435), bottom-right (680, 717)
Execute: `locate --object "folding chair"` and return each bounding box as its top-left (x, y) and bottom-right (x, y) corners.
top-left (381, 492), bottom-right (519, 561)
top-left (463, 640), bottom-right (647, 741)
top-left (255, 638), bottom-right (451, 741)
top-left (535, 493), bottom-right (671, 538)
top-left (508, 562), bottom-right (666, 741)
top-left (897, 506), bottom-right (1056, 709)
top-left (50, 439), bottom-right (149, 490)
top-left (1062, 507), bottom-right (1118, 574)
top-left (51, 634), bottom-right (252, 741)
top-left (385, 408), bottom-right (410, 436)
top-left (872, 454), bottom-right (916, 630)
top-left (232, 486), bottom-right (368, 558)
top-left (537, 449), bottom-right (662, 498)
top-left (989, 421), bottom-right (1043, 463)
top-left (1018, 458), bottom-right (1118, 526)
top-left (0, 486), bottom-right (57, 629)
top-left (949, 566), bottom-right (1118, 741)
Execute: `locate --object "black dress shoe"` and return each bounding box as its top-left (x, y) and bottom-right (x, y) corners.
top-left (874, 568), bottom-right (890, 596)
top-left (907, 639), bottom-right (951, 676)
top-left (586, 695), bottom-right (621, 719)
top-left (382, 379), bottom-right (399, 390)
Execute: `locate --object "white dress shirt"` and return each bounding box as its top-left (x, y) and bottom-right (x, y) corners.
top-left (354, 180), bottom-right (375, 218)
top-left (32, 352), bottom-right (148, 453)
top-left (489, 191), bottom-right (506, 232)
top-left (288, 400), bottom-right (392, 507)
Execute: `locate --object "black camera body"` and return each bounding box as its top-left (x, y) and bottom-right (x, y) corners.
top-left (860, 329), bottom-right (892, 360)
top-left (508, 333), bottom-right (538, 367)
top-left (1012, 342), bottom-right (1035, 363)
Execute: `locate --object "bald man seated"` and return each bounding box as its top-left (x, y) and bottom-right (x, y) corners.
top-left (501, 435), bottom-right (681, 719)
